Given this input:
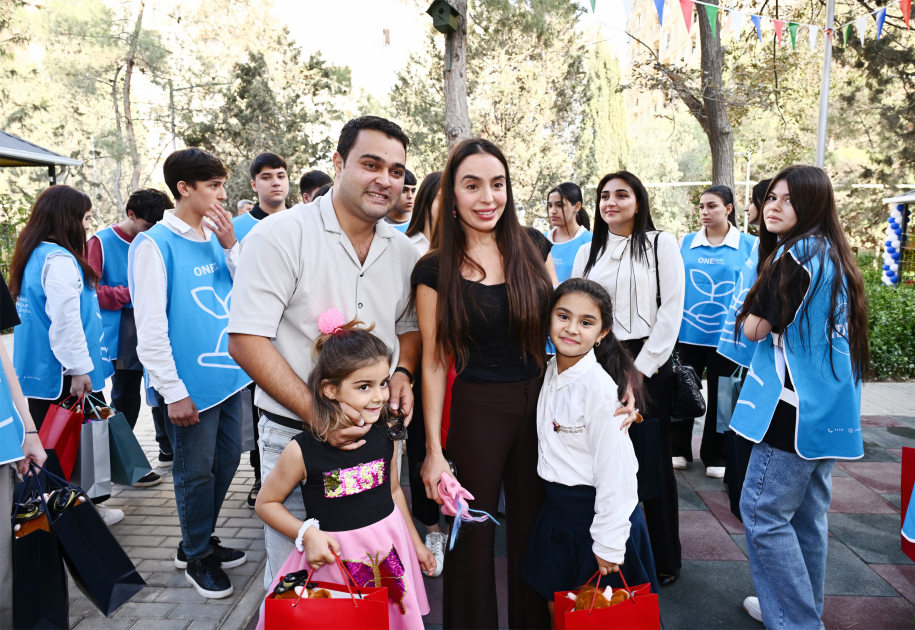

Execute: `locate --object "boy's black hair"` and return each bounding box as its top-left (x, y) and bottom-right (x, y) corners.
top-left (162, 148), bottom-right (228, 201)
top-left (312, 184), bottom-right (332, 200)
top-left (299, 170), bottom-right (333, 197)
top-left (404, 169), bottom-right (417, 186)
top-left (126, 188), bottom-right (174, 223)
top-left (336, 116), bottom-right (409, 164)
top-left (249, 152), bottom-right (288, 180)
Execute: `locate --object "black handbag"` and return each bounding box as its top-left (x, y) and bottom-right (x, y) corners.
top-left (652, 233), bottom-right (707, 421)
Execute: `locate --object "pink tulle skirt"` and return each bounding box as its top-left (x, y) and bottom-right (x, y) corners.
top-left (257, 508), bottom-right (429, 630)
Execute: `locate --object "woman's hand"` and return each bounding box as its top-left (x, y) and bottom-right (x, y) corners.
top-left (615, 384), bottom-right (641, 434)
top-left (69, 374), bottom-right (93, 397)
top-left (302, 527), bottom-right (341, 570)
top-left (415, 542), bottom-right (438, 576)
top-left (595, 554), bottom-right (621, 576)
top-left (18, 433), bottom-right (47, 476)
top-left (421, 448), bottom-right (451, 505)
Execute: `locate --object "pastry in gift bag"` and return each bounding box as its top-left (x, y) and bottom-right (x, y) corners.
top-left (554, 570), bottom-right (660, 630)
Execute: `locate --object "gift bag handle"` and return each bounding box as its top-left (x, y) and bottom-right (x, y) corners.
top-left (584, 569), bottom-right (635, 616)
top-left (291, 549), bottom-right (363, 609)
top-left (11, 462), bottom-right (53, 531)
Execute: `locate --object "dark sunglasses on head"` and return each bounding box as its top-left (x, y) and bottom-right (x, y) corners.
top-left (385, 407), bottom-right (408, 441)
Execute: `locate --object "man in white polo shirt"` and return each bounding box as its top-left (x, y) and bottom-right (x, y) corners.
top-left (227, 116), bottom-right (421, 587)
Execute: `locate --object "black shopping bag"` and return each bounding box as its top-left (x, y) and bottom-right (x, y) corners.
top-left (38, 465), bottom-right (146, 616)
top-left (12, 471), bottom-right (69, 629)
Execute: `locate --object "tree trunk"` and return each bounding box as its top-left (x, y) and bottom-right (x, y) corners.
top-left (111, 66), bottom-right (125, 214)
top-left (444, 0), bottom-right (471, 151)
top-left (123, 0), bottom-right (145, 194)
top-left (695, 0), bottom-right (734, 192)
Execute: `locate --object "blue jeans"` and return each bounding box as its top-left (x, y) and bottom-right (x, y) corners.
top-left (741, 442), bottom-right (833, 630)
top-left (157, 391), bottom-right (243, 562)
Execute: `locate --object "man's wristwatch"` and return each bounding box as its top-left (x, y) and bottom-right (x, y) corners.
top-left (393, 366), bottom-right (414, 387)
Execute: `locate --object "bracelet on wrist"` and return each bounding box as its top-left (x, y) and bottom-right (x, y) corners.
top-left (25, 431), bottom-right (39, 435)
top-left (294, 518), bottom-right (321, 553)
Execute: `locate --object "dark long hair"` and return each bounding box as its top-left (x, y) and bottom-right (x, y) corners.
top-left (751, 179), bottom-right (772, 218)
top-left (406, 171), bottom-right (443, 239)
top-left (547, 182), bottom-right (591, 233)
top-left (735, 165), bottom-right (869, 381)
top-left (9, 185), bottom-right (97, 299)
top-left (412, 138), bottom-right (553, 371)
top-left (550, 278), bottom-right (644, 408)
top-left (583, 171), bottom-right (657, 278)
top-left (702, 185), bottom-right (737, 226)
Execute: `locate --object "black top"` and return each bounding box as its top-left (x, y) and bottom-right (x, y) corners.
top-left (249, 204), bottom-right (269, 221)
top-left (749, 254), bottom-right (811, 454)
top-left (295, 423), bottom-right (395, 532)
top-left (412, 227), bottom-right (552, 383)
top-left (1, 274), bottom-right (20, 330)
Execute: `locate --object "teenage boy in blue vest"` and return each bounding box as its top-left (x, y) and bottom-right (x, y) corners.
top-left (88, 189), bottom-right (172, 485)
top-left (232, 152), bottom-right (291, 509)
top-left (129, 148), bottom-right (251, 599)
top-left (383, 168), bottom-right (416, 233)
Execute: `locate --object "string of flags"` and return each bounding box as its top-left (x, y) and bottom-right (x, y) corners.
top-left (590, 0), bottom-right (912, 49)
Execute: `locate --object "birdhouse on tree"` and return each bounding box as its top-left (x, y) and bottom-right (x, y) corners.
top-left (427, 0), bottom-right (459, 34)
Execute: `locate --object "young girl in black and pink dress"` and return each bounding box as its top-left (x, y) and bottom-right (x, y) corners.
top-left (255, 310), bottom-right (435, 630)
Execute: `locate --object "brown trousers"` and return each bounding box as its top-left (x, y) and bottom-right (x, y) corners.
top-left (442, 376), bottom-right (550, 630)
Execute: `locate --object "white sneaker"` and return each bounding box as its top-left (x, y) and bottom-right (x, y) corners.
top-left (97, 505), bottom-right (125, 527)
top-left (743, 596), bottom-right (762, 622)
top-left (425, 531), bottom-right (446, 578)
top-left (706, 466), bottom-right (726, 478)
top-left (672, 456), bottom-right (688, 470)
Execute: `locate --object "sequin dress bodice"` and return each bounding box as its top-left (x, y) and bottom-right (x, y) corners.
top-left (295, 423), bottom-right (395, 531)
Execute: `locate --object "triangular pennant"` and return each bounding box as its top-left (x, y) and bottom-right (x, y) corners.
top-left (789, 22), bottom-right (798, 50)
top-left (842, 24), bottom-right (850, 46)
top-left (706, 5), bottom-right (719, 39)
top-left (876, 8), bottom-right (887, 39)
top-left (827, 27), bottom-right (834, 46)
top-left (679, 0), bottom-right (695, 34)
top-left (856, 16), bottom-right (867, 46)
top-left (654, 0), bottom-right (665, 25)
top-left (731, 10), bottom-right (746, 40)
top-left (590, 0), bottom-right (596, 11)
top-left (808, 25), bottom-right (818, 52)
top-left (751, 14), bottom-right (763, 40)
top-left (773, 19), bottom-right (784, 45)
top-left (622, 0), bottom-right (632, 21)
top-left (902, 0), bottom-right (912, 29)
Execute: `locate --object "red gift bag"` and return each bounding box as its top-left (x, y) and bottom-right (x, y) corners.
top-left (38, 396), bottom-right (85, 480)
top-left (554, 571), bottom-right (660, 630)
top-left (264, 554), bottom-right (390, 630)
top-left (901, 447), bottom-right (915, 562)
top-left (440, 363), bottom-right (457, 449)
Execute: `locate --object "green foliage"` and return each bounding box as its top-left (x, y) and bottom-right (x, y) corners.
top-left (858, 253), bottom-right (915, 380)
top-left (0, 193), bottom-right (30, 277)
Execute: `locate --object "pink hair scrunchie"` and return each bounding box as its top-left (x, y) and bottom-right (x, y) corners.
top-left (317, 308), bottom-right (346, 335)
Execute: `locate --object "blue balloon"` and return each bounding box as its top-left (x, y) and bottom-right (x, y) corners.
top-left (883, 264), bottom-right (891, 271)
top-left (892, 251), bottom-right (901, 260)
top-left (889, 217), bottom-right (897, 225)
top-left (888, 270), bottom-right (897, 279)
top-left (887, 246), bottom-right (896, 254)
top-left (887, 240), bottom-right (894, 247)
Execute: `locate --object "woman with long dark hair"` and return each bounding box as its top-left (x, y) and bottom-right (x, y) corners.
top-left (744, 178), bottom-right (771, 231)
top-left (733, 166), bottom-right (869, 627)
top-left (670, 185), bottom-right (756, 477)
top-left (405, 171), bottom-right (442, 256)
top-left (571, 171), bottom-right (686, 586)
top-left (413, 138), bottom-right (557, 628)
top-left (545, 182), bottom-right (592, 282)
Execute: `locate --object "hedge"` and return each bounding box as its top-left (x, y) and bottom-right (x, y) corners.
top-left (858, 253), bottom-right (915, 380)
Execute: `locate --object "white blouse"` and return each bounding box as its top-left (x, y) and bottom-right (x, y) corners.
top-left (571, 230), bottom-right (685, 376)
top-left (537, 351), bottom-right (639, 564)
top-left (408, 231), bottom-right (431, 257)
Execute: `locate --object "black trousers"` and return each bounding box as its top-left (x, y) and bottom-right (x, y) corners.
top-left (245, 383), bottom-right (261, 484)
top-left (110, 367), bottom-right (171, 455)
top-left (669, 342), bottom-right (737, 467)
top-left (442, 376), bottom-right (550, 630)
top-left (405, 371), bottom-right (440, 527)
top-left (622, 339), bottom-right (682, 578)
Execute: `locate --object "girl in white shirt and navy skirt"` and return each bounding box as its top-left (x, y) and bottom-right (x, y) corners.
top-left (523, 278), bottom-right (659, 615)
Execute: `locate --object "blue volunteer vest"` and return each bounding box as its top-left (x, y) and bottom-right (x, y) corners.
top-left (129, 225), bottom-right (251, 411)
top-left (730, 238), bottom-right (863, 460)
top-left (232, 212), bottom-right (261, 242)
top-left (0, 364), bottom-right (25, 465)
top-left (717, 239), bottom-right (760, 367)
top-left (95, 226), bottom-right (132, 364)
top-left (13, 243), bottom-right (110, 399)
top-left (546, 228), bottom-right (593, 283)
top-left (903, 488), bottom-right (915, 543)
top-left (679, 230), bottom-right (757, 346)
top-left (389, 221), bottom-right (409, 234)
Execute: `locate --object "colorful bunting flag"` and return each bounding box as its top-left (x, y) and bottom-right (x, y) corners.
top-left (902, 0), bottom-right (912, 29)
top-left (808, 25), bottom-right (818, 53)
top-left (590, 0), bottom-right (596, 11)
top-left (773, 19), bottom-right (784, 46)
top-left (680, 0), bottom-right (695, 33)
top-left (751, 14), bottom-right (763, 40)
top-left (789, 22), bottom-right (798, 50)
top-left (706, 5), bottom-right (719, 39)
top-left (856, 15), bottom-right (867, 46)
top-left (654, 0), bottom-right (665, 25)
top-left (876, 7), bottom-right (886, 40)
top-left (842, 24), bottom-right (850, 46)
top-left (731, 10), bottom-right (746, 41)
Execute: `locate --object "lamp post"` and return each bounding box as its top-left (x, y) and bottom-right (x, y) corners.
top-left (815, 0), bottom-right (836, 167)
top-left (734, 151), bottom-right (752, 232)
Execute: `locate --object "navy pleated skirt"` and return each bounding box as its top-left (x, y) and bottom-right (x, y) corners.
top-left (521, 480), bottom-right (660, 600)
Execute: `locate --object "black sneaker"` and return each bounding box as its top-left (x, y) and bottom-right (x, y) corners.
top-left (158, 450), bottom-right (174, 467)
top-left (175, 536), bottom-right (246, 569)
top-left (133, 472), bottom-right (162, 487)
top-left (185, 554), bottom-right (233, 599)
top-left (247, 481), bottom-right (261, 509)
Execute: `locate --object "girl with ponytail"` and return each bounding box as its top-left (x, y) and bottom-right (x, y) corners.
top-left (522, 278), bottom-right (659, 618)
top-left (545, 182), bottom-right (593, 282)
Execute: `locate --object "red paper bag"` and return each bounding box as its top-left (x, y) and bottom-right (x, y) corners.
top-left (38, 396), bottom-right (85, 480)
top-left (901, 447), bottom-right (915, 562)
top-left (554, 572), bottom-right (660, 630)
